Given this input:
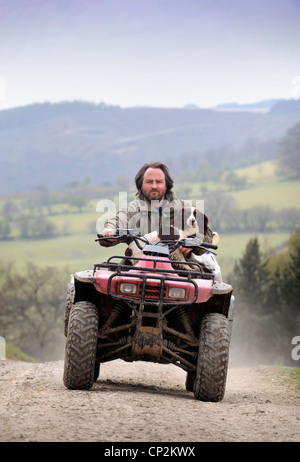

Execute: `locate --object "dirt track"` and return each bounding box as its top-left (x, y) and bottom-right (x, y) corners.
top-left (0, 359), bottom-right (299, 443)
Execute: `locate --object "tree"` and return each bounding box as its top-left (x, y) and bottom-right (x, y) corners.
top-left (263, 237), bottom-right (300, 364)
top-left (281, 244), bottom-right (300, 310)
top-left (0, 262), bottom-right (67, 361)
top-left (18, 216), bottom-right (56, 238)
top-left (243, 206), bottom-right (274, 232)
top-left (2, 200), bottom-right (20, 221)
top-left (232, 237), bottom-right (267, 307)
top-left (225, 171), bottom-right (249, 191)
top-left (276, 123), bottom-right (300, 179)
top-left (230, 232), bottom-right (300, 366)
top-left (0, 220), bottom-right (11, 239)
top-left (69, 196), bottom-right (87, 212)
top-left (204, 190), bottom-right (238, 231)
top-left (229, 238), bottom-right (272, 365)
top-left (275, 208), bottom-right (300, 232)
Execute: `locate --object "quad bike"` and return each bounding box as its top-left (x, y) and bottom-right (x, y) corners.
top-left (63, 229), bottom-right (234, 402)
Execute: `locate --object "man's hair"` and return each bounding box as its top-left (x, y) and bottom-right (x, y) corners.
top-left (135, 161), bottom-right (174, 195)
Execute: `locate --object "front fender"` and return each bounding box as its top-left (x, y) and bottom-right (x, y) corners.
top-left (211, 281), bottom-right (233, 295)
top-left (73, 271), bottom-right (98, 304)
top-left (74, 270), bottom-right (95, 284)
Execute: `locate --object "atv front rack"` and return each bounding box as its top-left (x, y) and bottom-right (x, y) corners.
top-left (94, 255), bottom-right (214, 306)
top-left (94, 255), bottom-right (214, 278)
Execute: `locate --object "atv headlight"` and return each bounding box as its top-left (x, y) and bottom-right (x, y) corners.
top-left (168, 287), bottom-right (186, 299)
top-left (119, 282), bottom-right (137, 295)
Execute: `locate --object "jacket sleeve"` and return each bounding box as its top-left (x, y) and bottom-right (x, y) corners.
top-left (97, 203), bottom-right (139, 247)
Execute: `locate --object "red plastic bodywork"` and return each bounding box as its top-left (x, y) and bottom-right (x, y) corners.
top-left (94, 256), bottom-right (212, 304)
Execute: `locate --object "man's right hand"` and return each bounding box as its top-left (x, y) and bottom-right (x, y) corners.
top-left (101, 229), bottom-right (117, 241)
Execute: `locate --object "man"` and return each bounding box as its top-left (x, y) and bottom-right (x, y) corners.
top-left (99, 161), bottom-right (212, 259)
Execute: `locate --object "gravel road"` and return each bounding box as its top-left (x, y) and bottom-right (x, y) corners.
top-left (0, 359), bottom-right (299, 443)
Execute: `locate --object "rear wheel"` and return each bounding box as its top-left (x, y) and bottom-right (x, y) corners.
top-left (63, 301), bottom-right (99, 390)
top-left (194, 313), bottom-right (230, 402)
top-left (94, 361), bottom-right (100, 382)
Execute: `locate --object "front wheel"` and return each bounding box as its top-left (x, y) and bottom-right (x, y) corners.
top-left (63, 301), bottom-right (99, 390)
top-left (185, 371), bottom-right (195, 392)
top-left (194, 313), bottom-right (230, 402)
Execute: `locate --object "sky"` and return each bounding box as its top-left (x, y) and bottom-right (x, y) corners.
top-left (0, 0), bottom-right (300, 110)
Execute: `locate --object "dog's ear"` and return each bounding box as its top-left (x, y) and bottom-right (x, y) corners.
top-left (204, 214), bottom-right (208, 234)
top-left (194, 208), bottom-right (209, 234)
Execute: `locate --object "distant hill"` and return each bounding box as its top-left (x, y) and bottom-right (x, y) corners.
top-left (216, 99), bottom-right (280, 111)
top-left (216, 99), bottom-right (300, 113)
top-left (269, 99), bottom-right (300, 114)
top-left (1, 101), bottom-right (300, 194)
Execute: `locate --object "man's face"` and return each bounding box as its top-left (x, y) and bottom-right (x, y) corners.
top-left (141, 167), bottom-right (167, 203)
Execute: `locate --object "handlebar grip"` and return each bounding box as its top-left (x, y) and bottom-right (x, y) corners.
top-left (95, 234), bottom-right (119, 242)
top-left (201, 242), bottom-right (218, 250)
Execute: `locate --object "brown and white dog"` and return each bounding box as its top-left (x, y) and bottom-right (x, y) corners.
top-left (168, 206), bottom-right (207, 271)
top-left (172, 206), bottom-right (208, 239)
top-left (125, 206), bottom-right (208, 272)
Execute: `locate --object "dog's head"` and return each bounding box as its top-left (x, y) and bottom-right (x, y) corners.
top-left (173, 206), bottom-right (208, 236)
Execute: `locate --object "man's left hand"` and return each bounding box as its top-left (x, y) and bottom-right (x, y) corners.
top-left (178, 245), bottom-right (192, 256)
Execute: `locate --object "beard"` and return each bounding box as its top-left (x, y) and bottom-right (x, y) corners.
top-left (142, 188), bottom-right (166, 204)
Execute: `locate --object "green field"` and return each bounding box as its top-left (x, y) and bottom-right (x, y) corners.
top-left (215, 231), bottom-right (289, 277)
top-left (175, 160), bottom-right (300, 210)
top-left (0, 233), bottom-right (127, 274)
top-left (235, 159), bottom-right (277, 184)
top-left (0, 159), bottom-right (298, 279)
top-left (232, 160), bottom-right (300, 209)
top-left (230, 180), bottom-right (300, 210)
top-left (0, 230), bottom-right (290, 280)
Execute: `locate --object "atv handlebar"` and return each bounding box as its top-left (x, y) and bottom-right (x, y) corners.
top-left (95, 229), bottom-right (150, 249)
top-left (178, 238), bottom-right (218, 251)
top-left (95, 229), bottom-right (218, 253)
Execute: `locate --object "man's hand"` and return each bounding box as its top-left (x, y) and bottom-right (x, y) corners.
top-left (178, 245), bottom-right (192, 256)
top-left (101, 228), bottom-right (117, 241)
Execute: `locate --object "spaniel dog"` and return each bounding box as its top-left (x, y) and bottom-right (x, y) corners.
top-left (125, 206), bottom-right (208, 273)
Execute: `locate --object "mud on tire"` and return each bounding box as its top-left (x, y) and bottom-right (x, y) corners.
top-left (63, 301), bottom-right (99, 390)
top-left (64, 282), bottom-right (75, 337)
top-left (194, 313), bottom-right (230, 402)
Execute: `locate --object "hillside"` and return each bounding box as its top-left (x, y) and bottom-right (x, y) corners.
top-left (0, 155), bottom-right (298, 276)
top-left (1, 101), bottom-right (300, 194)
